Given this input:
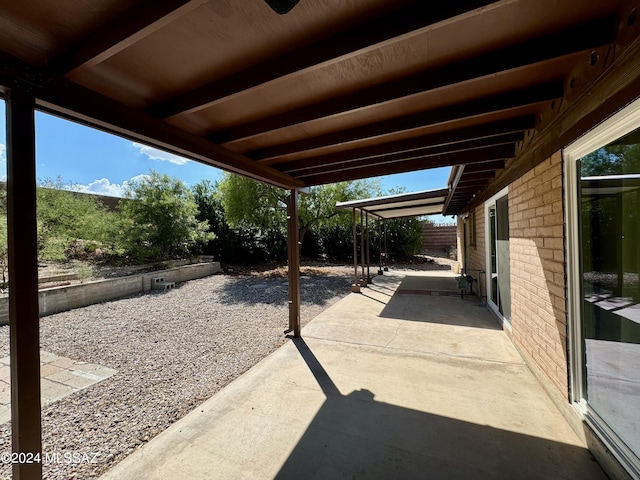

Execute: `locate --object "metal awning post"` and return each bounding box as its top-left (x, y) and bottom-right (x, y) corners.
top-left (351, 208), bottom-right (360, 293)
top-left (637, 189), bottom-right (640, 301)
top-left (377, 217), bottom-right (383, 275)
top-left (286, 189), bottom-right (301, 337)
top-left (359, 209), bottom-right (367, 286)
top-left (6, 89), bottom-right (43, 480)
top-left (365, 211), bottom-right (372, 283)
top-left (383, 219), bottom-right (389, 271)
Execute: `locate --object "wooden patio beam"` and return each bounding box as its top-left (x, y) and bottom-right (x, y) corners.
top-left (455, 180), bottom-right (491, 188)
top-left (468, 8), bottom-right (640, 211)
top-left (281, 132), bottom-right (521, 176)
top-left (301, 143), bottom-right (514, 185)
top-left (146, 0), bottom-right (500, 118)
top-left (52, 0), bottom-right (208, 75)
top-left (214, 18), bottom-right (613, 145)
top-left (249, 82), bottom-right (563, 161)
top-left (0, 52), bottom-right (302, 190)
top-left (457, 171), bottom-right (496, 182)
top-left (453, 185), bottom-right (485, 192)
top-left (462, 160), bottom-right (506, 173)
top-left (261, 118), bottom-right (533, 167)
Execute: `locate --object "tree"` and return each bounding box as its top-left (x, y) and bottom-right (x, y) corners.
top-left (298, 180), bottom-right (382, 242)
top-left (121, 171), bottom-right (211, 261)
top-left (383, 217), bottom-right (425, 261)
top-left (580, 143), bottom-right (640, 176)
top-left (217, 172), bottom-right (381, 243)
top-left (193, 179), bottom-right (288, 263)
top-left (36, 178), bottom-right (121, 261)
top-left (217, 173), bottom-right (286, 230)
top-left (215, 172), bottom-right (428, 262)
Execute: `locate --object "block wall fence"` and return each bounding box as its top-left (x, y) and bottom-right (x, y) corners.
top-left (0, 262), bottom-right (221, 325)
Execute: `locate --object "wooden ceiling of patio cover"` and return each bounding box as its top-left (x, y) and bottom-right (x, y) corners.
top-left (0, 0), bottom-right (633, 213)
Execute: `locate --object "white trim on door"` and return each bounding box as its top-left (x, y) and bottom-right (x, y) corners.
top-left (484, 186), bottom-right (509, 328)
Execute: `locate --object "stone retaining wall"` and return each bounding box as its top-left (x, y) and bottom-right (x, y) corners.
top-left (0, 262), bottom-right (221, 325)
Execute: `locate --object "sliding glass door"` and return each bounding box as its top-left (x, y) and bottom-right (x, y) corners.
top-left (565, 98), bottom-right (640, 476)
top-left (486, 188), bottom-right (511, 324)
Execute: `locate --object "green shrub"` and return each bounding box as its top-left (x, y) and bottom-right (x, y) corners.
top-left (120, 172), bottom-right (212, 262)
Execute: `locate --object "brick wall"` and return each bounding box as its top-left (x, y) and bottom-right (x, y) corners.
top-left (509, 152), bottom-right (568, 396)
top-left (455, 152), bottom-right (568, 396)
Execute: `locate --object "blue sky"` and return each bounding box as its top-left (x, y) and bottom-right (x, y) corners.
top-left (0, 102), bottom-right (452, 221)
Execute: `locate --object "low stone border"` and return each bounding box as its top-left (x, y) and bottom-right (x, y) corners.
top-left (0, 262), bottom-right (221, 325)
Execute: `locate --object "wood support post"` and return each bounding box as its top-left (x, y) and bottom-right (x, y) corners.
top-left (6, 89), bottom-right (43, 480)
top-left (287, 190), bottom-right (301, 337)
top-left (351, 208), bottom-right (360, 293)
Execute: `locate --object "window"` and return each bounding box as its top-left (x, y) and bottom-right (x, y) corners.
top-left (469, 209), bottom-right (476, 247)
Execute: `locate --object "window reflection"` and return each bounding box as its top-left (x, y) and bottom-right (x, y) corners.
top-left (579, 128), bottom-right (640, 459)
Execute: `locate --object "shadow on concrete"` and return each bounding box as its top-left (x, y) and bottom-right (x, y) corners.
top-left (377, 276), bottom-right (501, 330)
top-left (363, 281), bottom-right (397, 295)
top-left (215, 276), bottom-right (351, 306)
top-left (280, 338), bottom-right (602, 480)
top-left (359, 291), bottom-right (389, 305)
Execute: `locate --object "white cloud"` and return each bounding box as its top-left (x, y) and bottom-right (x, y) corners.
top-left (68, 174), bottom-right (150, 198)
top-left (132, 142), bottom-right (189, 165)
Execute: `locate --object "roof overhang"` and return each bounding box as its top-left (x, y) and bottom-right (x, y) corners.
top-left (336, 188), bottom-right (449, 219)
top-left (0, 0), bottom-right (638, 214)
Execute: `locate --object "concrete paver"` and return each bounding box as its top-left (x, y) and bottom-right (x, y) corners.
top-left (0, 350), bottom-right (116, 424)
top-left (40, 378), bottom-right (77, 403)
top-left (39, 351), bottom-right (61, 364)
top-left (101, 270), bottom-right (606, 480)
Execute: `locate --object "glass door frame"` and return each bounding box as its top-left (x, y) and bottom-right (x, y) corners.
top-left (564, 96), bottom-right (640, 479)
top-left (484, 186), bottom-right (510, 328)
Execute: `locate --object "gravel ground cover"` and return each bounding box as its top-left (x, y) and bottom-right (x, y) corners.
top-left (0, 269), bottom-right (352, 479)
top-left (0, 255), bottom-right (452, 479)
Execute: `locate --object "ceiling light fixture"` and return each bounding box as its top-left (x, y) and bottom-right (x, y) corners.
top-left (264, 0), bottom-right (300, 14)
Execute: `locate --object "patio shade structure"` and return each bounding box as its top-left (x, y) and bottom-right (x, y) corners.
top-left (336, 188), bottom-right (450, 291)
top-left (1, 0), bottom-right (640, 478)
top-left (336, 189), bottom-right (450, 219)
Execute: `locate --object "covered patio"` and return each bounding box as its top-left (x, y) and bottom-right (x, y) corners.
top-left (100, 270), bottom-right (605, 480)
top-left (1, 0), bottom-right (640, 477)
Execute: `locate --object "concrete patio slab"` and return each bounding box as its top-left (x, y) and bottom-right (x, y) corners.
top-left (101, 270), bottom-right (605, 480)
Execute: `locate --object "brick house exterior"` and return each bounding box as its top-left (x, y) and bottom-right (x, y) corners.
top-left (508, 153), bottom-right (569, 397)
top-left (456, 119), bottom-right (640, 479)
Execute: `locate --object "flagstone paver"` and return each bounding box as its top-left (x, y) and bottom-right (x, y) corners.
top-left (0, 350), bottom-right (116, 424)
